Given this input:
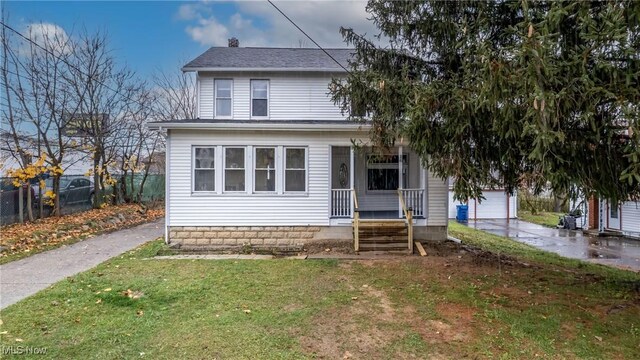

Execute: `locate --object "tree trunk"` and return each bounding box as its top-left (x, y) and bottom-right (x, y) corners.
top-left (26, 183), bottom-right (33, 222)
top-left (93, 155), bottom-right (101, 208)
top-left (53, 175), bottom-right (61, 216)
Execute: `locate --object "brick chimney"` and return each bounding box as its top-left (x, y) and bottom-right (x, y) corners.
top-left (228, 37), bottom-right (239, 47)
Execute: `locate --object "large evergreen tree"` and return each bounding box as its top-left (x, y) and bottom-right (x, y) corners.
top-left (331, 0), bottom-right (640, 203)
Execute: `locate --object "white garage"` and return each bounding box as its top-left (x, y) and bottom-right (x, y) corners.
top-left (448, 190), bottom-right (517, 220)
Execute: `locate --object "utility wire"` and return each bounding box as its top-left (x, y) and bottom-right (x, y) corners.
top-left (0, 21), bottom-right (148, 111)
top-left (267, 0), bottom-right (351, 74)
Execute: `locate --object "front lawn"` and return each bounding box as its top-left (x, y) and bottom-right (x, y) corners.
top-left (518, 210), bottom-right (564, 228)
top-left (1, 232), bottom-right (639, 359)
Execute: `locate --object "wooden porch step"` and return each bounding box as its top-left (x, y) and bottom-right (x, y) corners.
top-left (357, 228), bottom-right (407, 235)
top-left (359, 242), bottom-right (410, 251)
top-left (357, 221), bottom-right (406, 228)
top-left (359, 235), bottom-right (408, 243)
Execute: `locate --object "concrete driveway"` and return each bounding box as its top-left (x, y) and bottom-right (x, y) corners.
top-left (0, 219), bottom-right (164, 309)
top-left (465, 219), bottom-right (640, 271)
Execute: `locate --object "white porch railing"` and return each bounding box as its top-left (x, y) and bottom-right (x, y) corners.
top-left (399, 188), bottom-right (425, 218)
top-left (331, 189), bottom-right (352, 218)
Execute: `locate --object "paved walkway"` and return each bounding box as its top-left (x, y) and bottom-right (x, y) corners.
top-left (466, 219), bottom-right (640, 271)
top-left (0, 219), bottom-right (164, 309)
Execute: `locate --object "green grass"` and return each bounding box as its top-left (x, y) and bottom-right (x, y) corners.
top-left (518, 210), bottom-right (564, 228)
top-left (1, 234), bottom-right (639, 359)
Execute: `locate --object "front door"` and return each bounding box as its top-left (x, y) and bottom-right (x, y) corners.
top-left (608, 202), bottom-right (621, 230)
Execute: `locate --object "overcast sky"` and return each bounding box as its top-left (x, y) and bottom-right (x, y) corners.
top-left (4, 0), bottom-right (377, 77)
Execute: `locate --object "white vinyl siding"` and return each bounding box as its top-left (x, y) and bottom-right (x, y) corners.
top-left (198, 77), bottom-right (214, 119)
top-left (621, 201), bottom-right (640, 238)
top-left (198, 72), bottom-right (345, 121)
top-left (169, 130), bottom-right (447, 228)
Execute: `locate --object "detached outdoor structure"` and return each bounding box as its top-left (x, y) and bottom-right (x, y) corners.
top-left (149, 43), bottom-right (449, 253)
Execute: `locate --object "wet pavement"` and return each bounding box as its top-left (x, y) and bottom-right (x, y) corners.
top-left (465, 219), bottom-right (640, 272)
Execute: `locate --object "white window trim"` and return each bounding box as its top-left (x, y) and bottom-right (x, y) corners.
top-left (192, 146), bottom-right (216, 194)
top-left (254, 146), bottom-right (277, 193)
top-left (284, 147), bottom-right (308, 193)
top-left (223, 146), bottom-right (246, 193)
top-left (214, 79), bottom-right (233, 119)
top-left (250, 79), bottom-right (269, 119)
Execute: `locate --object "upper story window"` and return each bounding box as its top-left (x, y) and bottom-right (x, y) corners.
top-left (193, 147), bottom-right (216, 192)
top-left (215, 79), bottom-right (232, 118)
top-left (251, 80), bottom-right (269, 118)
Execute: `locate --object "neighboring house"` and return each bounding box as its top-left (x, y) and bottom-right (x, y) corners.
top-left (148, 41), bottom-right (449, 252)
top-left (447, 179), bottom-right (517, 220)
top-left (586, 198), bottom-right (640, 239)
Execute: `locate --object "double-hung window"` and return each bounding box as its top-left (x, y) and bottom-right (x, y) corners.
top-left (284, 148), bottom-right (306, 192)
top-left (251, 80), bottom-right (269, 118)
top-left (193, 147), bottom-right (216, 192)
top-left (215, 79), bottom-right (232, 118)
top-left (224, 147), bottom-right (245, 192)
top-left (254, 147), bottom-right (276, 192)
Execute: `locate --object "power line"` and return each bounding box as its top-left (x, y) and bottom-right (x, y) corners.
top-left (266, 0), bottom-right (351, 74)
top-left (0, 21), bottom-right (149, 111)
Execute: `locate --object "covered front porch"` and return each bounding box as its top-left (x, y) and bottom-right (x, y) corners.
top-left (329, 145), bottom-right (427, 253)
top-left (329, 146), bottom-right (426, 221)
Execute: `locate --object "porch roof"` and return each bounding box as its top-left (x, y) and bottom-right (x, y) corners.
top-left (148, 119), bottom-right (371, 132)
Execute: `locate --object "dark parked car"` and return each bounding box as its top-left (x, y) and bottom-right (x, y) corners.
top-left (39, 177), bottom-right (95, 207)
top-left (0, 178), bottom-right (36, 221)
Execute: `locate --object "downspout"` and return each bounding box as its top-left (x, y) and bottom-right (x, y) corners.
top-left (160, 126), bottom-right (170, 244)
top-left (506, 193), bottom-right (510, 223)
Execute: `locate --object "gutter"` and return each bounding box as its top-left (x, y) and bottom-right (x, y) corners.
top-left (182, 67), bottom-right (348, 73)
top-left (147, 122), bottom-right (370, 132)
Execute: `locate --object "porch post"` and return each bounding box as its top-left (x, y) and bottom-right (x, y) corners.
top-left (398, 145), bottom-right (403, 218)
top-left (350, 146), bottom-right (355, 218)
top-left (420, 166), bottom-right (426, 218)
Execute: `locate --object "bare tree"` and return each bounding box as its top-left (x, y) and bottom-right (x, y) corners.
top-left (1, 18), bottom-right (84, 217)
top-left (65, 30), bottom-right (143, 208)
top-left (152, 66), bottom-right (197, 121)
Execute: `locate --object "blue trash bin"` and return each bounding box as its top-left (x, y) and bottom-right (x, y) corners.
top-left (456, 205), bottom-right (469, 222)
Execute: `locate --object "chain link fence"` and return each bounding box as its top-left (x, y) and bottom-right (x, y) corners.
top-left (0, 174), bottom-right (165, 226)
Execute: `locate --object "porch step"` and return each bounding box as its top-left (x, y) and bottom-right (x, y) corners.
top-left (358, 220), bottom-right (406, 227)
top-left (359, 242), bottom-right (410, 251)
top-left (359, 235), bottom-right (408, 243)
top-left (354, 218), bottom-right (411, 253)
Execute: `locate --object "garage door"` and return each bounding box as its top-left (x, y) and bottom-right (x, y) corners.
top-left (448, 190), bottom-right (515, 219)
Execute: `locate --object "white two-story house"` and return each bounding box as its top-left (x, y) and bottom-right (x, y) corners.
top-left (149, 43), bottom-right (449, 253)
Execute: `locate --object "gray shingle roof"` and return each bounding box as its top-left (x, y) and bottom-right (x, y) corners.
top-left (183, 47), bottom-right (353, 71)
